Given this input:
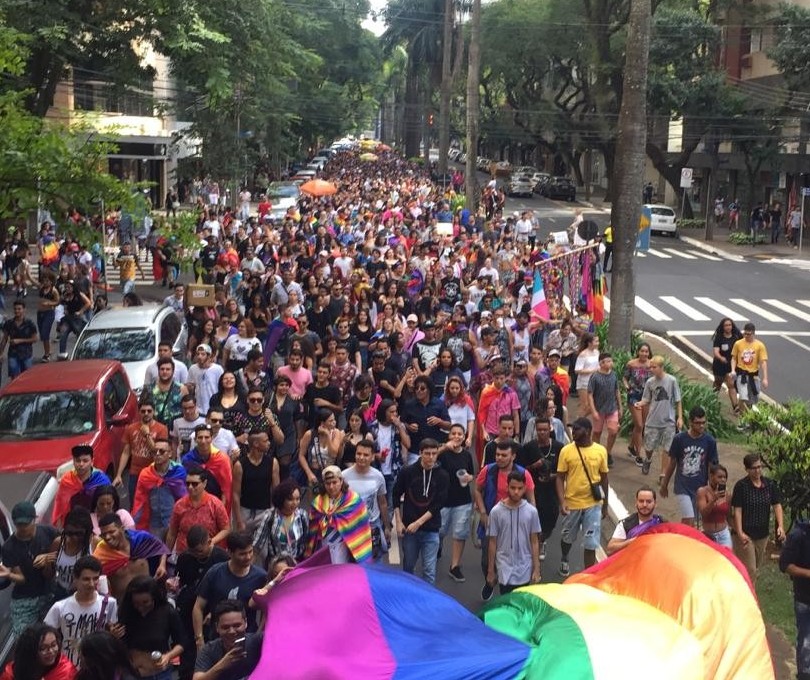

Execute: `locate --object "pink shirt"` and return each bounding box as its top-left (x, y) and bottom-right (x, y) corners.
top-left (483, 387), bottom-right (520, 436)
top-left (277, 365), bottom-right (314, 399)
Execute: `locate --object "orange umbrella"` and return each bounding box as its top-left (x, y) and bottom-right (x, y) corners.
top-left (299, 179), bottom-right (338, 197)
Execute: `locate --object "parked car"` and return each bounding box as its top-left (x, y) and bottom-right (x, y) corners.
top-left (476, 157), bottom-right (491, 171)
top-left (0, 360), bottom-right (138, 476)
top-left (508, 175), bottom-right (536, 198)
top-left (531, 172), bottom-right (551, 192)
top-left (490, 160), bottom-right (512, 177)
top-left (458, 152), bottom-right (467, 164)
top-left (266, 181), bottom-right (300, 220)
top-left (291, 169), bottom-right (317, 182)
top-left (448, 148), bottom-right (461, 161)
top-left (511, 166), bottom-right (539, 179)
top-left (541, 177), bottom-right (577, 201)
top-left (70, 305), bottom-right (185, 395)
top-left (645, 203), bottom-right (678, 235)
top-left (310, 156), bottom-right (329, 170)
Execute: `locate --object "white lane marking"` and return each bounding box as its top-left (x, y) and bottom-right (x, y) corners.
top-left (729, 298), bottom-right (786, 323)
top-left (687, 250), bottom-right (722, 261)
top-left (782, 335), bottom-right (810, 353)
top-left (669, 330), bottom-right (810, 337)
top-left (645, 248), bottom-right (672, 259)
top-left (635, 252), bottom-right (647, 258)
top-left (634, 295), bottom-right (672, 321)
top-left (763, 299), bottom-right (810, 323)
top-left (796, 300), bottom-right (810, 312)
top-left (659, 296), bottom-right (711, 321)
top-left (694, 297), bottom-right (748, 321)
top-left (662, 248), bottom-right (697, 259)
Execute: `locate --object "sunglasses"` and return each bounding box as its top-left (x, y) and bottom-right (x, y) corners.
top-left (187, 481), bottom-right (204, 487)
top-left (415, 385), bottom-right (429, 391)
top-left (209, 418), bottom-right (223, 424)
top-left (140, 408), bottom-right (153, 414)
top-left (248, 397), bottom-right (264, 403)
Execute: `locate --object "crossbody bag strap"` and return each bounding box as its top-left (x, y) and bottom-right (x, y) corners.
top-left (574, 444), bottom-right (595, 487)
top-left (95, 593), bottom-right (110, 631)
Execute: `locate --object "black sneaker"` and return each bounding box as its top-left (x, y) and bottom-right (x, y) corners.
top-left (448, 566), bottom-right (465, 583)
top-left (641, 458), bottom-right (651, 475)
top-left (634, 455), bottom-right (644, 468)
top-left (607, 454), bottom-right (614, 468)
top-left (481, 583), bottom-right (494, 601)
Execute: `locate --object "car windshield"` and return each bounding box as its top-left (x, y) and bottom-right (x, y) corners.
top-left (268, 184), bottom-right (299, 199)
top-left (0, 390), bottom-right (96, 439)
top-left (74, 328), bottom-right (155, 362)
top-left (650, 207), bottom-right (675, 216)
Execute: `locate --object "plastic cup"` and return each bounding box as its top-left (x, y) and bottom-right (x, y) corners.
top-left (456, 469), bottom-right (469, 487)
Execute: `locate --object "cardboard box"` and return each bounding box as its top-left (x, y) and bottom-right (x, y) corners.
top-left (184, 284), bottom-right (216, 307)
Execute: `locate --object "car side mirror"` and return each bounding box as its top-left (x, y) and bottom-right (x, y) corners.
top-left (110, 413), bottom-right (129, 426)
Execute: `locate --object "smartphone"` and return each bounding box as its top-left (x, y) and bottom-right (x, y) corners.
top-left (717, 483), bottom-right (727, 494)
top-left (233, 636), bottom-right (246, 653)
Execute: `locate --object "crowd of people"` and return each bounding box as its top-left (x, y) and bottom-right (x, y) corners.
top-left (0, 147), bottom-right (799, 679)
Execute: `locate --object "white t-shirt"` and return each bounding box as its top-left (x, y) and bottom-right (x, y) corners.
top-left (333, 256), bottom-right (354, 279)
top-left (171, 415), bottom-right (207, 455)
top-left (144, 358), bottom-right (188, 387)
top-left (187, 363), bottom-right (224, 415)
top-left (224, 335), bottom-right (262, 363)
top-left (447, 402), bottom-right (474, 430)
top-left (342, 466), bottom-right (386, 525)
top-left (376, 424), bottom-right (394, 475)
top-left (45, 592), bottom-right (118, 667)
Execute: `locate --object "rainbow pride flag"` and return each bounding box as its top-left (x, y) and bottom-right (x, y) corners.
top-left (250, 524), bottom-right (773, 679)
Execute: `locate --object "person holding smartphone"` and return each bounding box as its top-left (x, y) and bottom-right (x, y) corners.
top-left (194, 599), bottom-right (262, 680)
top-left (696, 464), bottom-right (733, 548)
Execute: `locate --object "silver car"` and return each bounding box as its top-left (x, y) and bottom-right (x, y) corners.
top-left (70, 305), bottom-right (186, 395)
top-left (508, 175), bottom-right (536, 198)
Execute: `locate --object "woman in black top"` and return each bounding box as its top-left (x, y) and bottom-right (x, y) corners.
top-left (268, 375), bottom-right (304, 478)
top-left (208, 371), bottom-right (247, 434)
top-left (711, 317), bottom-right (742, 412)
top-left (118, 576), bottom-right (184, 679)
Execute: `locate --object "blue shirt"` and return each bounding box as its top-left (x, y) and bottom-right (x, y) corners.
top-left (401, 396), bottom-right (451, 450)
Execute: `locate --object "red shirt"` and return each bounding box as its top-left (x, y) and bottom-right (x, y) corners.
top-left (169, 492), bottom-right (229, 553)
top-left (124, 420), bottom-right (169, 476)
top-left (258, 200), bottom-right (272, 218)
top-left (476, 465), bottom-right (535, 504)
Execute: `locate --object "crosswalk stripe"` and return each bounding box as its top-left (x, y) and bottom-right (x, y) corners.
top-left (659, 296), bottom-right (711, 321)
top-left (635, 252), bottom-right (646, 258)
top-left (686, 250), bottom-right (722, 261)
top-left (694, 297), bottom-right (748, 321)
top-left (635, 295), bottom-right (672, 321)
top-left (763, 299), bottom-right (810, 323)
top-left (796, 300), bottom-right (810, 312)
top-left (645, 249), bottom-right (672, 259)
top-left (662, 248), bottom-right (697, 259)
top-left (729, 298), bottom-right (786, 323)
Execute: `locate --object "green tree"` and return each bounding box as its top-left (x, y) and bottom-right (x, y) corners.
top-left (0, 21), bottom-right (133, 222)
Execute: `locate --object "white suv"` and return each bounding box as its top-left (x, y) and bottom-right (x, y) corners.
top-left (70, 304), bottom-right (187, 394)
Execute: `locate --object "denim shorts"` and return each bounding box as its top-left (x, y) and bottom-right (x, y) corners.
top-left (560, 504), bottom-right (602, 551)
top-left (440, 504), bottom-right (473, 541)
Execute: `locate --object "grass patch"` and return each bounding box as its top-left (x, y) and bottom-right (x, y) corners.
top-left (756, 559), bottom-right (796, 641)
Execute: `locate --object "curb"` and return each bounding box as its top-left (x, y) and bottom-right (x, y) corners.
top-left (679, 235), bottom-right (745, 262)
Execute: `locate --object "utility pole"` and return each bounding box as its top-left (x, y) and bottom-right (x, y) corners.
top-left (438, 0), bottom-right (454, 175)
top-left (464, 0), bottom-right (481, 212)
top-left (608, 0), bottom-right (651, 350)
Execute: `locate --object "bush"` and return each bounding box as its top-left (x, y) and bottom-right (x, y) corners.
top-left (742, 400), bottom-right (810, 525)
top-left (728, 231), bottom-right (766, 245)
top-left (676, 218), bottom-right (706, 230)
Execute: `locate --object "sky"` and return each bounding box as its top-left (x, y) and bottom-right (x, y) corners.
top-left (362, 0), bottom-right (388, 36)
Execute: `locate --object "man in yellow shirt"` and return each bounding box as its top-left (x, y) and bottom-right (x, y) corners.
top-left (730, 323), bottom-right (768, 413)
top-left (116, 240), bottom-right (145, 295)
top-left (555, 417), bottom-right (608, 577)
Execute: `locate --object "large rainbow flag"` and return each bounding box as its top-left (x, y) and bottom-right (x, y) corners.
top-left (250, 524), bottom-right (774, 679)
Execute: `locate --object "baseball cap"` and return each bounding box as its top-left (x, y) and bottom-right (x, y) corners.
top-left (197, 343), bottom-right (213, 355)
top-left (547, 349), bottom-right (561, 358)
top-left (406, 314), bottom-right (419, 324)
top-left (481, 310), bottom-right (493, 319)
top-left (322, 465), bottom-right (342, 481)
top-left (11, 501), bottom-right (36, 525)
top-left (487, 353), bottom-right (503, 365)
top-left (319, 250), bottom-right (329, 257)
top-left (422, 319), bottom-right (436, 329)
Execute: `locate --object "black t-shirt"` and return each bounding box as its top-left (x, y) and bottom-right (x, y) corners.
top-left (195, 634), bottom-right (263, 680)
top-left (412, 339), bottom-right (442, 371)
top-left (303, 382), bottom-right (342, 428)
top-left (2, 525), bottom-right (59, 599)
top-left (123, 602), bottom-right (185, 653)
top-left (440, 277), bottom-right (462, 307)
top-left (437, 448), bottom-right (474, 507)
top-left (3, 317), bottom-right (38, 360)
top-left (371, 366), bottom-right (399, 399)
top-left (731, 476), bottom-right (782, 540)
top-left (518, 439), bottom-right (564, 487)
top-left (200, 246), bottom-right (219, 271)
top-left (335, 334), bottom-right (359, 360)
top-left (176, 546), bottom-right (229, 589)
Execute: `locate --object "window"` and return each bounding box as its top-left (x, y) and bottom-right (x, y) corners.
top-left (103, 377), bottom-right (126, 421)
top-left (73, 328), bottom-right (155, 362)
top-left (0, 391), bottom-right (96, 439)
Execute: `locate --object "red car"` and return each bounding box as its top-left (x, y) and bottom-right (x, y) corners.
top-left (0, 360), bottom-right (138, 476)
